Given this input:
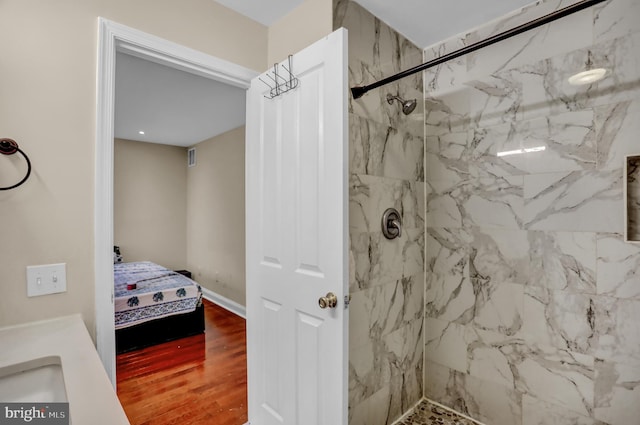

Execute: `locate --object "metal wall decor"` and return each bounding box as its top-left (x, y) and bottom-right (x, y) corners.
top-left (259, 55), bottom-right (299, 99)
top-left (0, 138), bottom-right (31, 191)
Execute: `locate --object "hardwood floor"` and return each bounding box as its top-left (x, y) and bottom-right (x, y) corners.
top-left (116, 300), bottom-right (247, 425)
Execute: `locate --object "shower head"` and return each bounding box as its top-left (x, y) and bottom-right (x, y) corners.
top-left (386, 94), bottom-right (417, 115)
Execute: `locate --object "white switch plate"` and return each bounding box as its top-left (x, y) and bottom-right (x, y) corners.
top-left (26, 263), bottom-right (67, 297)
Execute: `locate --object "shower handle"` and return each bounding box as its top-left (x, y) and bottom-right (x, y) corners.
top-left (382, 208), bottom-right (402, 239)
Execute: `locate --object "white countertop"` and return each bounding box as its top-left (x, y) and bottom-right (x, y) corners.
top-left (0, 314), bottom-right (130, 425)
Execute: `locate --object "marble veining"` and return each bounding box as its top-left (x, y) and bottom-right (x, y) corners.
top-left (423, 0), bottom-right (640, 424)
top-left (341, 0), bottom-right (424, 424)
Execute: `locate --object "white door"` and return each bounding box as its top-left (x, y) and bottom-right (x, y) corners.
top-left (245, 28), bottom-right (348, 425)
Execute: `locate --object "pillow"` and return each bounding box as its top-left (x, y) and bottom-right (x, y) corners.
top-left (113, 246), bottom-right (123, 264)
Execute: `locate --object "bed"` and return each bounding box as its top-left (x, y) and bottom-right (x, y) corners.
top-left (114, 261), bottom-right (204, 353)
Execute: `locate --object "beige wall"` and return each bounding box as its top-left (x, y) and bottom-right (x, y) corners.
top-left (0, 0), bottom-right (267, 336)
top-left (114, 139), bottom-right (187, 271)
top-left (187, 127), bottom-right (246, 305)
top-left (268, 0), bottom-right (333, 64)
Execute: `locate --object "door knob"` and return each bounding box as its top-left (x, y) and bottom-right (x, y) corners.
top-left (318, 292), bottom-right (338, 309)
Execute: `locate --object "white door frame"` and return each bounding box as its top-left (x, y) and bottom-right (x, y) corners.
top-left (95, 17), bottom-right (258, 384)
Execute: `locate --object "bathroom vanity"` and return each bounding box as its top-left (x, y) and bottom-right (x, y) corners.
top-left (0, 315), bottom-right (130, 424)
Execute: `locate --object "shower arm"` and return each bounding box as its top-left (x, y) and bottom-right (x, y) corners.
top-left (350, 0), bottom-right (607, 99)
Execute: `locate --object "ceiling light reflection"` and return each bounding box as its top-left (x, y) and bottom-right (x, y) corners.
top-left (568, 68), bottom-right (607, 86)
top-left (497, 146), bottom-right (546, 157)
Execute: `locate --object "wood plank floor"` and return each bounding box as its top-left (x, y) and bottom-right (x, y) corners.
top-left (116, 300), bottom-right (247, 425)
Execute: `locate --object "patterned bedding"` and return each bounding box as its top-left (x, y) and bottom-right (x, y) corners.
top-left (114, 261), bottom-right (202, 329)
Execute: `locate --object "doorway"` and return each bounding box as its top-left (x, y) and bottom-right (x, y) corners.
top-left (95, 17), bottom-right (257, 385)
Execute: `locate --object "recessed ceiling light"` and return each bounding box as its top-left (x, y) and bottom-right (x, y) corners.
top-left (568, 68), bottom-right (607, 86)
top-left (138, 130), bottom-right (145, 135)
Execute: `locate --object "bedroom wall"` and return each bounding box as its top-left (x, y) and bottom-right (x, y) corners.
top-left (114, 138), bottom-right (187, 271)
top-left (186, 127), bottom-right (246, 306)
top-left (267, 0), bottom-right (333, 65)
top-left (0, 0), bottom-right (267, 337)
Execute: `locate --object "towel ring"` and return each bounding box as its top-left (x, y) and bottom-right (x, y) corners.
top-left (0, 138), bottom-right (32, 191)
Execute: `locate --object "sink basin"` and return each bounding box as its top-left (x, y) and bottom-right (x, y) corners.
top-left (0, 356), bottom-right (67, 402)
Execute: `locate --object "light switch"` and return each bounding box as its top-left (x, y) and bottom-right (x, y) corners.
top-left (26, 263), bottom-right (67, 297)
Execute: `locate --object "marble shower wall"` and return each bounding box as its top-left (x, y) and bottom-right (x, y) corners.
top-left (334, 1), bottom-right (425, 424)
top-left (423, 0), bottom-right (640, 424)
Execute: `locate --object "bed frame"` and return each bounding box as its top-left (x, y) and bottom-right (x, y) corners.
top-left (115, 303), bottom-right (205, 354)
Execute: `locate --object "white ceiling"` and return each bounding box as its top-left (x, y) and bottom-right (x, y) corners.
top-left (115, 0), bottom-right (537, 147)
top-left (114, 52), bottom-right (246, 147)
top-left (354, 0), bottom-right (535, 48)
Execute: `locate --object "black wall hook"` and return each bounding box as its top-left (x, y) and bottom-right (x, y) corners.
top-left (0, 138), bottom-right (32, 190)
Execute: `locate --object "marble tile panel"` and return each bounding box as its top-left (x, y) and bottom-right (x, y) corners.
top-left (350, 229), bottom-right (423, 292)
top-left (350, 275), bottom-right (424, 349)
top-left (522, 286), bottom-right (596, 355)
top-left (424, 318), bottom-right (475, 373)
top-left (581, 34), bottom-right (640, 101)
top-left (594, 0), bottom-right (640, 44)
top-left (596, 233), bottom-right (640, 299)
top-left (520, 32), bottom-right (640, 120)
top-left (350, 113), bottom-right (425, 181)
top-left (594, 296), bottom-right (640, 367)
top-left (350, 174), bottom-right (403, 233)
top-left (402, 228), bottom-right (425, 278)
top-left (456, 327), bottom-right (596, 417)
top-left (513, 343), bottom-right (595, 417)
top-left (427, 174), bottom-right (525, 230)
top-left (425, 179), bottom-right (466, 228)
top-left (401, 181), bottom-right (426, 231)
top-left (470, 109), bottom-right (596, 176)
top-left (424, 359), bottom-right (523, 425)
top-left (423, 37), bottom-right (468, 98)
top-left (528, 231), bottom-right (597, 293)
top-left (341, 0), bottom-right (422, 84)
top-left (349, 384), bottom-right (392, 425)
top-left (466, 332), bottom-right (519, 390)
top-left (350, 74), bottom-right (424, 135)
top-left (523, 170), bottom-right (623, 232)
top-left (385, 319), bottom-right (424, 421)
top-left (522, 395), bottom-right (608, 425)
top-left (350, 231), bottom-right (403, 291)
top-left (349, 340), bottom-right (392, 407)
top-left (463, 174), bottom-right (525, 229)
top-left (425, 131), bottom-right (470, 183)
top-left (472, 280), bottom-right (524, 336)
top-left (465, 0), bottom-right (593, 80)
top-left (350, 174), bottom-right (424, 234)
top-left (595, 99), bottom-right (640, 171)
top-left (468, 72), bottom-right (524, 128)
top-left (349, 321), bottom-right (423, 425)
top-left (424, 89), bottom-right (470, 136)
top-left (425, 227), bottom-right (474, 323)
top-left (594, 359), bottom-right (640, 425)
top-left (469, 227), bottom-right (531, 285)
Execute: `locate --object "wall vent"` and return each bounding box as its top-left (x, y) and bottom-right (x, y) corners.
top-left (187, 147), bottom-right (196, 167)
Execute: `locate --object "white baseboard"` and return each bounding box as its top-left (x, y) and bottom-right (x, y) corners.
top-left (200, 287), bottom-right (246, 319)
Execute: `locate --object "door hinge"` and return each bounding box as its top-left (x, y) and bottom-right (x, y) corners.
top-left (344, 294), bottom-right (351, 309)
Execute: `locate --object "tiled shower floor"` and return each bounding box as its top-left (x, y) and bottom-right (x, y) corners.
top-left (394, 399), bottom-right (483, 425)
